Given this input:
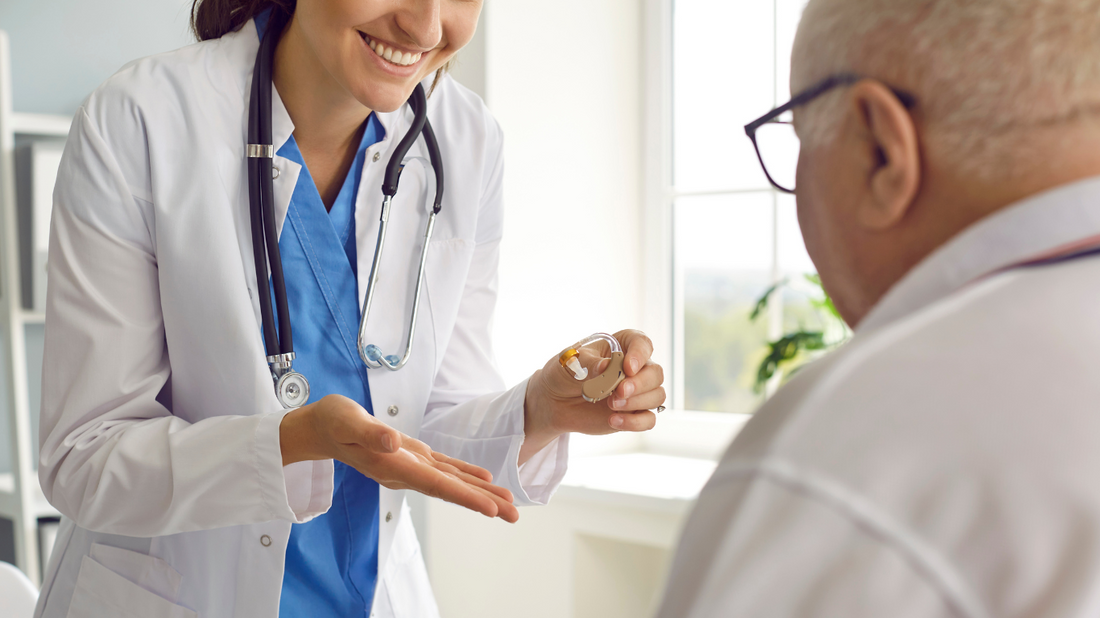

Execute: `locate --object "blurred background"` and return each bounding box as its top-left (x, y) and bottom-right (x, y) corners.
top-left (0, 0), bottom-right (830, 615)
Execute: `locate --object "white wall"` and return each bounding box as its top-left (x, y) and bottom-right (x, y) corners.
top-left (0, 0), bottom-right (195, 115)
top-left (0, 0), bottom-right (194, 475)
top-left (485, 0), bottom-right (645, 386)
top-left (426, 490), bottom-right (682, 618)
top-left (425, 2), bottom-right (650, 616)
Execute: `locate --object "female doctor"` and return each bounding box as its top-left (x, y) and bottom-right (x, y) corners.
top-left (32, 0), bottom-right (666, 616)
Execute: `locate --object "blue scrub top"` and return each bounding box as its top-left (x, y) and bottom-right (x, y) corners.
top-left (256, 13), bottom-right (388, 617)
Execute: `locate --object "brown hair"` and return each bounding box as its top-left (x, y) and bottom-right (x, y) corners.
top-left (190, 0), bottom-right (450, 94)
top-left (191, 0), bottom-right (293, 41)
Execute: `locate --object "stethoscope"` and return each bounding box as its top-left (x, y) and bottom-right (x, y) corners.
top-left (247, 9), bottom-right (444, 409)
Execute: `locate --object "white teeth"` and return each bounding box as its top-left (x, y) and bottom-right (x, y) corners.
top-left (366, 36), bottom-right (421, 66)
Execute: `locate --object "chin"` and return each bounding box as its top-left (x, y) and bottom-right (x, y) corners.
top-left (353, 81), bottom-right (426, 113)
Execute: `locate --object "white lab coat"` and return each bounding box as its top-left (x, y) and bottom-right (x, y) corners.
top-left (34, 20), bottom-right (568, 618)
top-left (656, 176), bottom-right (1100, 618)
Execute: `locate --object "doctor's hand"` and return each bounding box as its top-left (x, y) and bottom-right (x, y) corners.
top-left (281, 395), bottom-right (519, 523)
top-left (520, 329), bottom-right (665, 464)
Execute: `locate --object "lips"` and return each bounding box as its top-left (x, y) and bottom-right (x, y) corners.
top-left (360, 33), bottom-right (423, 67)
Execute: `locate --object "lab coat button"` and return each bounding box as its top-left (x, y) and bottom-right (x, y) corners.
top-left (272, 165), bottom-right (280, 179)
top-left (260, 534), bottom-right (272, 547)
top-left (385, 512), bottom-right (393, 523)
top-left (387, 405), bottom-right (399, 416)
top-left (372, 152), bottom-right (381, 162)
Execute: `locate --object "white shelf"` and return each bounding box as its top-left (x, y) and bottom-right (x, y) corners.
top-left (11, 112), bottom-right (70, 138)
top-left (1, 29), bottom-right (64, 585)
top-left (558, 452), bottom-right (717, 516)
top-left (19, 310), bottom-right (45, 325)
top-left (0, 472), bottom-right (59, 520)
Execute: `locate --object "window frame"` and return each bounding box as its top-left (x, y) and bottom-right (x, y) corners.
top-left (642, 0), bottom-right (794, 428)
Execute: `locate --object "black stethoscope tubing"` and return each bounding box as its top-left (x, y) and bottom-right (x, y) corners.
top-left (248, 9), bottom-right (444, 407)
top-left (249, 9), bottom-right (291, 360)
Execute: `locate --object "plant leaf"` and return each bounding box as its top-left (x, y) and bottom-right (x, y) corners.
top-left (753, 330), bottom-right (826, 392)
top-left (750, 278), bottom-right (787, 322)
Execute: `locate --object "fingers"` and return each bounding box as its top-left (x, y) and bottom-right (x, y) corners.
top-left (608, 410), bottom-right (658, 432)
top-left (422, 470), bottom-right (503, 518)
top-left (424, 468), bottom-right (519, 523)
top-left (397, 437), bottom-right (498, 487)
top-left (369, 425), bottom-right (402, 454)
top-left (430, 450), bottom-right (495, 483)
top-left (368, 443), bottom-right (519, 522)
top-left (612, 362), bottom-right (664, 405)
top-left (379, 450), bottom-right (518, 522)
top-left (609, 387), bottom-right (666, 412)
top-left (428, 457), bottom-right (514, 503)
top-left (614, 330), bottom-right (655, 376)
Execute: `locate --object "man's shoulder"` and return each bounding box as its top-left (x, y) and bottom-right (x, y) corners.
top-left (685, 258), bottom-right (1100, 618)
top-left (726, 256), bottom-right (1100, 474)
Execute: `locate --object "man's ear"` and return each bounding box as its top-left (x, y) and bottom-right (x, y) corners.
top-left (847, 80), bottom-right (921, 229)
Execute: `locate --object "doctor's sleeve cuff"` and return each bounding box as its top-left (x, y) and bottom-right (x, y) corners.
top-left (498, 379), bottom-right (570, 507)
top-left (421, 379), bottom-right (571, 507)
top-left (513, 432), bottom-right (570, 506)
top-left (254, 410), bottom-right (334, 523)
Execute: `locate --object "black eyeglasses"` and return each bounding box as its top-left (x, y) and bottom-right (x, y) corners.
top-left (744, 73), bottom-right (918, 194)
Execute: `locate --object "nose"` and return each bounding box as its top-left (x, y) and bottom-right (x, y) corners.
top-left (395, 0), bottom-right (442, 51)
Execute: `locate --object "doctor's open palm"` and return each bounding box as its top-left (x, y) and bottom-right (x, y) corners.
top-left (280, 395), bottom-right (519, 523)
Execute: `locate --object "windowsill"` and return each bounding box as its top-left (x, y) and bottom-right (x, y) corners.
top-left (560, 410), bottom-right (751, 512)
top-left (569, 409), bottom-right (752, 460)
top-left (558, 452), bottom-right (718, 515)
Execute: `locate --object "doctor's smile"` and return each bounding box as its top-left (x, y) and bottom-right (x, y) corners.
top-left (360, 34), bottom-right (426, 69)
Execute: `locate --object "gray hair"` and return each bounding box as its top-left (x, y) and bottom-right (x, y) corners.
top-left (792, 0), bottom-right (1100, 180)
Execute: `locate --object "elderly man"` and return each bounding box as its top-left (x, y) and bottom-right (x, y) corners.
top-left (656, 1), bottom-right (1100, 616)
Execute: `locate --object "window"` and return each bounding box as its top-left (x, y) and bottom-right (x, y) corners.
top-left (662, 0), bottom-right (815, 413)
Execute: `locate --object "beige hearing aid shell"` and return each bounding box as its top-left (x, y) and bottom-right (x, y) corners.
top-left (582, 351), bottom-right (626, 403)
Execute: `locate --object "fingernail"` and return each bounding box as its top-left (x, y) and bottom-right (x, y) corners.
top-left (630, 358), bottom-right (640, 374)
top-left (382, 434), bottom-right (394, 452)
top-left (622, 382), bottom-right (635, 398)
top-left (612, 398), bottom-right (627, 409)
top-left (610, 416), bottom-right (624, 429)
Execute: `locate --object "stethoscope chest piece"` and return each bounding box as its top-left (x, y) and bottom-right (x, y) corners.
top-left (275, 371), bottom-right (310, 409)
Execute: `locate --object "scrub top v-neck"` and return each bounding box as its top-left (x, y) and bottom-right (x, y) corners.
top-left (255, 14), bottom-right (389, 617)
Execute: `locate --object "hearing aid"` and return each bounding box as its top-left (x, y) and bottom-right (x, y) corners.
top-left (558, 333), bottom-right (627, 403)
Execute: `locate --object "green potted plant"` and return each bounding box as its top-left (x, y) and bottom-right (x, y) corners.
top-left (750, 274), bottom-right (850, 393)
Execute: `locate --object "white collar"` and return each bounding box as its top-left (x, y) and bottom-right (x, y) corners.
top-left (858, 174), bottom-right (1100, 333)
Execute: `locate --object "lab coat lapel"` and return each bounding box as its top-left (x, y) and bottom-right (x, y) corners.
top-left (270, 86), bottom-right (299, 239)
